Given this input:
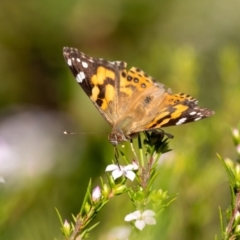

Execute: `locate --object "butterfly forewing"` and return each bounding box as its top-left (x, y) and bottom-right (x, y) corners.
top-left (63, 47), bottom-right (126, 125)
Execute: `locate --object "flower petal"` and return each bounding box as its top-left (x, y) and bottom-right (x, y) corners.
top-left (106, 164), bottom-right (119, 172)
top-left (142, 210), bottom-right (156, 217)
top-left (135, 220), bottom-right (146, 231)
top-left (124, 164), bottom-right (135, 171)
top-left (112, 169), bottom-right (123, 180)
top-left (144, 216), bottom-right (156, 225)
top-left (132, 161), bottom-right (139, 170)
top-left (125, 170), bottom-right (136, 181)
top-left (124, 210), bottom-right (141, 221)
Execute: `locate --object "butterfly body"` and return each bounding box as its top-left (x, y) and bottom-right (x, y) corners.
top-left (63, 47), bottom-right (214, 145)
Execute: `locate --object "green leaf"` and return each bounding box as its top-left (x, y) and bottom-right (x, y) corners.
top-left (219, 206), bottom-right (224, 239)
top-left (55, 207), bottom-right (64, 226)
top-left (80, 179), bottom-right (92, 215)
top-left (217, 154), bottom-right (235, 186)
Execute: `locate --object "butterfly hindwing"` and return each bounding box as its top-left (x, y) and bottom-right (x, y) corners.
top-left (144, 93), bottom-right (214, 130)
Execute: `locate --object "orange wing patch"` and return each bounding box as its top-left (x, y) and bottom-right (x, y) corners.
top-left (89, 66), bottom-right (116, 110)
top-left (120, 67), bottom-right (156, 96)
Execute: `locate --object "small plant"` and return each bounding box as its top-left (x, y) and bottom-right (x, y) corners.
top-left (217, 125), bottom-right (240, 240)
top-left (56, 131), bottom-right (176, 240)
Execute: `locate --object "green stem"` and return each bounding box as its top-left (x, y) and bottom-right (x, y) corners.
top-left (138, 135), bottom-right (144, 167)
top-left (226, 190), bottom-right (240, 239)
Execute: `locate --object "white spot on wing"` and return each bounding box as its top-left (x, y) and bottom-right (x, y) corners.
top-left (82, 61), bottom-right (88, 68)
top-left (194, 117), bottom-right (202, 121)
top-left (190, 111), bottom-right (197, 115)
top-left (176, 117), bottom-right (187, 125)
top-left (76, 71), bottom-right (86, 83)
top-left (76, 58), bottom-right (81, 62)
top-left (67, 59), bottom-right (72, 66)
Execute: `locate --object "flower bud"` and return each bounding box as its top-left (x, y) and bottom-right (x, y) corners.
top-left (62, 220), bottom-right (71, 236)
top-left (92, 186), bottom-right (101, 202)
top-left (114, 184), bottom-right (127, 195)
top-left (237, 144), bottom-right (240, 155)
top-left (84, 202), bottom-right (91, 214)
top-left (235, 224), bottom-right (240, 234)
top-left (102, 183), bottom-right (110, 196)
top-left (233, 128), bottom-right (240, 145)
top-left (235, 211), bottom-right (240, 222)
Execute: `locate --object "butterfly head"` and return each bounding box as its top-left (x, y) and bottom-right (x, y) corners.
top-left (108, 128), bottom-right (128, 146)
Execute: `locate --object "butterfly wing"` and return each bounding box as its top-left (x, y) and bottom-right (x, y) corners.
top-left (113, 67), bottom-right (214, 137)
top-left (142, 93), bottom-right (214, 129)
top-left (63, 47), bottom-right (128, 125)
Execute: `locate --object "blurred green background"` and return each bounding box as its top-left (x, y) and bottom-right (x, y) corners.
top-left (0, 0), bottom-right (240, 239)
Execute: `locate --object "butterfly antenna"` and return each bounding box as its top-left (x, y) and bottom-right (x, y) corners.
top-left (64, 131), bottom-right (79, 135)
top-left (64, 131), bottom-right (107, 135)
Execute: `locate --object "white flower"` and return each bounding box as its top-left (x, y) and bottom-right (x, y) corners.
top-left (92, 186), bottom-right (101, 201)
top-left (105, 163), bottom-right (138, 181)
top-left (124, 210), bottom-right (156, 230)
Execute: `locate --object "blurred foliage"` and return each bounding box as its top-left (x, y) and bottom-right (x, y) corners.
top-left (0, 0), bottom-right (240, 239)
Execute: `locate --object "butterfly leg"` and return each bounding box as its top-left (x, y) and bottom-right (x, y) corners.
top-left (162, 131), bottom-right (174, 139)
top-left (114, 146), bottom-right (121, 167)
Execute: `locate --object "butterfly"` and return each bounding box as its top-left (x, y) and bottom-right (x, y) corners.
top-left (63, 47), bottom-right (214, 145)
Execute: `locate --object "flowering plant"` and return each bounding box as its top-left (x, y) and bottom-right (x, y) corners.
top-left (57, 131), bottom-right (175, 239)
top-left (217, 126), bottom-right (240, 240)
